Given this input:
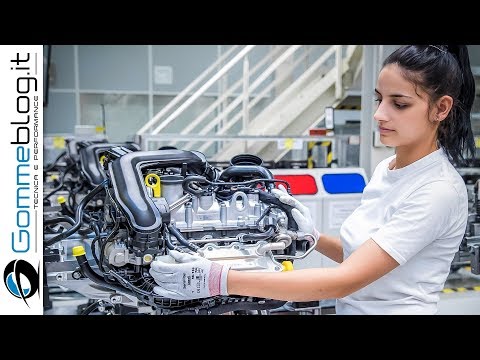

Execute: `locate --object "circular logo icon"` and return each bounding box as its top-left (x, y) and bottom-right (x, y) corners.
top-left (3, 260), bottom-right (39, 307)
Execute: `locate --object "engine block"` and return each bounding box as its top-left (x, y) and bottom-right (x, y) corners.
top-left (44, 148), bottom-right (316, 315)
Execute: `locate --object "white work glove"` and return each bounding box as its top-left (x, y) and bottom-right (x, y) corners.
top-left (149, 250), bottom-right (230, 300)
top-left (271, 184), bottom-right (321, 241)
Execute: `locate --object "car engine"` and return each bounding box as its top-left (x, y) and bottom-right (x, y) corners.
top-left (44, 148), bottom-right (316, 315)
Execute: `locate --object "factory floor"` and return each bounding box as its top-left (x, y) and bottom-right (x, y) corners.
top-left (43, 266), bottom-right (480, 316)
top-left (437, 267), bottom-right (480, 315)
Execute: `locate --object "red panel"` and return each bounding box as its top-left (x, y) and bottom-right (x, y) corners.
top-left (273, 174), bottom-right (318, 195)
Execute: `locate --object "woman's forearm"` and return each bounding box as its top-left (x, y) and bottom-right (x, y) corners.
top-left (315, 233), bottom-right (343, 263)
top-left (226, 267), bottom-right (346, 302)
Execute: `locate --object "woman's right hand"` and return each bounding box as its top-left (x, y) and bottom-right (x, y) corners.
top-left (271, 185), bottom-right (320, 240)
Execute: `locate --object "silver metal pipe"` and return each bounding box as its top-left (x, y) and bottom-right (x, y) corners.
top-left (169, 193), bottom-right (192, 212)
top-left (256, 242), bottom-right (286, 256)
top-left (274, 233), bottom-right (318, 260)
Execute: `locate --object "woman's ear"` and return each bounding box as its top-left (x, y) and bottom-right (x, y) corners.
top-left (435, 95), bottom-right (454, 122)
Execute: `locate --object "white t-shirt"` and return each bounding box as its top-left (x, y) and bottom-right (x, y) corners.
top-left (336, 148), bottom-right (468, 315)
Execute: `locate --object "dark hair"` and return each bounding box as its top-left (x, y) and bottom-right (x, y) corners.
top-left (383, 45), bottom-right (476, 166)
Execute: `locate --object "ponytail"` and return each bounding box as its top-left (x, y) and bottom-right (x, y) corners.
top-left (439, 45), bottom-right (476, 166)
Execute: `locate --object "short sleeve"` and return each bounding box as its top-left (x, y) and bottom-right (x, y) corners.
top-left (371, 181), bottom-right (461, 265)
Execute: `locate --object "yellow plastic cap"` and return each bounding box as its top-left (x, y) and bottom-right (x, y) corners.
top-left (57, 196), bottom-right (66, 204)
top-left (145, 173), bottom-right (161, 197)
top-left (281, 260), bottom-right (294, 271)
top-left (72, 246), bottom-right (86, 257)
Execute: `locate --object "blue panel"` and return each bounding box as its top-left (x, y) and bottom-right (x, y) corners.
top-left (321, 173), bottom-right (366, 194)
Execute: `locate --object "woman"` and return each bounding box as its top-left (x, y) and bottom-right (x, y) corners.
top-left (149, 45), bottom-right (476, 314)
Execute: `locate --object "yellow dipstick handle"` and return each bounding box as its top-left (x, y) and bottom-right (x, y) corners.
top-left (99, 155), bottom-right (107, 166)
top-left (145, 173), bottom-right (161, 197)
top-left (72, 246), bottom-right (86, 257)
top-left (281, 261), bottom-right (294, 271)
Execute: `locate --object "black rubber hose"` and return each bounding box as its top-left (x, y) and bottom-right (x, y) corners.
top-left (44, 180), bottom-right (107, 246)
top-left (43, 163), bottom-right (77, 201)
top-left (258, 191), bottom-right (298, 231)
top-left (165, 233), bottom-right (175, 250)
top-left (167, 224), bottom-right (200, 252)
top-left (241, 227), bottom-right (275, 241)
top-left (60, 201), bottom-right (75, 217)
top-left (80, 300), bottom-right (106, 315)
top-left (44, 216), bottom-right (75, 227)
top-left (172, 298), bottom-right (287, 315)
top-left (219, 165), bottom-right (274, 189)
top-left (90, 223), bottom-right (101, 267)
top-left (75, 252), bottom-right (135, 295)
top-left (44, 151), bottom-right (67, 172)
top-left (182, 176), bottom-right (209, 196)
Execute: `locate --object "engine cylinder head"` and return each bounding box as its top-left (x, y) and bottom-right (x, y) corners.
top-left (161, 175), bottom-right (184, 205)
top-left (199, 194), bottom-right (214, 210)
